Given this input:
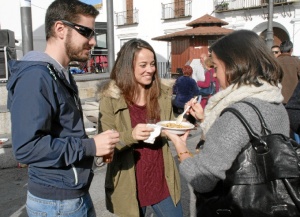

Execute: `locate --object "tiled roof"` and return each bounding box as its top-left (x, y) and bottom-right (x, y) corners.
top-left (186, 14), bottom-right (228, 27)
top-left (152, 26), bottom-right (233, 41)
top-left (152, 14), bottom-right (232, 41)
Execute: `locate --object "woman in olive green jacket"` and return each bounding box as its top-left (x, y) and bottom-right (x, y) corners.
top-left (97, 39), bottom-right (182, 217)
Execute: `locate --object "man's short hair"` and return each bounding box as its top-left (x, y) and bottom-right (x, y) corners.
top-left (280, 40), bottom-right (293, 53)
top-left (271, 45), bottom-right (280, 50)
top-left (45, 0), bottom-right (99, 41)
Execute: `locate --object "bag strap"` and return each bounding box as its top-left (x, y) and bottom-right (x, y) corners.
top-left (238, 101), bottom-right (272, 136)
top-left (221, 107), bottom-right (269, 153)
top-left (46, 63), bottom-right (83, 115)
top-left (283, 178), bottom-right (300, 211)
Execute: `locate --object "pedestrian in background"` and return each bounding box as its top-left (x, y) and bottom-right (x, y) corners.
top-left (197, 57), bottom-right (220, 109)
top-left (199, 53), bottom-right (207, 71)
top-left (7, 1), bottom-right (119, 216)
top-left (173, 65), bottom-right (200, 113)
top-left (286, 80), bottom-right (300, 136)
top-left (277, 40), bottom-right (300, 104)
top-left (97, 38), bottom-right (183, 217)
top-left (271, 45), bottom-right (281, 58)
top-left (163, 30), bottom-right (287, 216)
top-left (191, 53), bottom-right (207, 83)
top-left (277, 40), bottom-right (300, 142)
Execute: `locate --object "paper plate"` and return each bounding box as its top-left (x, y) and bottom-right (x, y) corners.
top-left (156, 121), bottom-right (194, 135)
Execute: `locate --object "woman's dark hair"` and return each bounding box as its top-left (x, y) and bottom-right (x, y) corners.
top-left (45, 0), bottom-right (99, 40)
top-left (209, 30), bottom-right (283, 87)
top-left (110, 38), bottom-right (161, 120)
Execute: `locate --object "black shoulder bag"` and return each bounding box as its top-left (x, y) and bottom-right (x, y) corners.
top-left (195, 102), bottom-right (300, 217)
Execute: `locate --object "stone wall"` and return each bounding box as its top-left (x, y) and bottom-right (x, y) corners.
top-left (0, 73), bottom-right (110, 135)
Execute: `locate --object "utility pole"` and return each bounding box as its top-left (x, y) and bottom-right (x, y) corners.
top-left (107, 0), bottom-right (115, 73)
top-left (20, 0), bottom-right (33, 55)
top-left (265, 0), bottom-right (274, 49)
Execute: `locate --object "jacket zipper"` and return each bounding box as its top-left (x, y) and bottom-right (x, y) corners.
top-left (71, 164), bottom-right (78, 185)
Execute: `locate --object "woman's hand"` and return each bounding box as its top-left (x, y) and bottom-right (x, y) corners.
top-left (186, 98), bottom-right (204, 121)
top-left (163, 129), bottom-right (192, 161)
top-left (132, 124), bottom-right (154, 141)
top-left (163, 129), bottom-right (189, 148)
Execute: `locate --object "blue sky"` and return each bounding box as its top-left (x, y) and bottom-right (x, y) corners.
top-left (80, 0), bottom-right (102, 5)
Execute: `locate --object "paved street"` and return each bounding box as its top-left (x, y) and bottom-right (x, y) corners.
top-left (0, 126), bottom-right (201, 217)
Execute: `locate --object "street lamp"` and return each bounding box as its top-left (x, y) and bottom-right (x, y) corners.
top-left (265, 0), bottom-right (274, 49)
top-left (20, 0), bottom-right (34, 55)
top-left (107, 0), bottom-right (115, 73)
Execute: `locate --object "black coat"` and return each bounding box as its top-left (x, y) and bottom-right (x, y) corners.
top-left (286, 80), bottom-right (300, 134)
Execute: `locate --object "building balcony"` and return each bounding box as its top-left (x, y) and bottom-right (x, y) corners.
top-left (161, 0), bottom-right (192, 20)
top-left (214, 0), bottom-right (299, 12)
top-left (115, 9), bottom-right (139, 26)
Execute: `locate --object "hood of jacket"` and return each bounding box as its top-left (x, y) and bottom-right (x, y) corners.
top-left (7, 51), bottom-right (66, 110)
top-left (96, 79), bottom-right (122, 101)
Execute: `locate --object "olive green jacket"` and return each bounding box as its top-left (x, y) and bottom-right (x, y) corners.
top-left (97, 79), bottom-right (181, 217)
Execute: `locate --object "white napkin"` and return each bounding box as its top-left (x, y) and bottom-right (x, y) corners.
top-left (144, 124), bottom-right (162, 144)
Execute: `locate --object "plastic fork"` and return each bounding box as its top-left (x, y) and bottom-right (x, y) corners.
top-left (176, 96), bottom-right (199, 125)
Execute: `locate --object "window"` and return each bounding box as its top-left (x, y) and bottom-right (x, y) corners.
top-left (96, 34), bottom-right (107, 48)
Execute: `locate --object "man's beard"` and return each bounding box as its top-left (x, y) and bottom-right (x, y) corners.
top-left (65, 33), bottom-right (90, 62)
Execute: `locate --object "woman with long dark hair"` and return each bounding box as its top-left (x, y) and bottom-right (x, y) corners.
top-left (164, 30), bottom-right (290, 216)
top-left (97, 39), bottom-right (183, 217)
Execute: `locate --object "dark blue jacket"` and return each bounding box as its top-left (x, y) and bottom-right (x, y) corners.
top-left (173, 76), bottom-right (200, 109)
top-left (286, 80), bottom-right (300, 134)
top-left (7, 58), bottom-right (96, 200)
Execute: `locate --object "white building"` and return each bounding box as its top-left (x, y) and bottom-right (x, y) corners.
top-left (110, 0), bottom-right (300, 61)
top-left (109, 0), bottom-right (213, 64)
top-left (0, 0), bottom-right (300, 62)
top-left (213, 0), bottom-right (300, 55)
top-left (0, 0), bottom-right (54, 58)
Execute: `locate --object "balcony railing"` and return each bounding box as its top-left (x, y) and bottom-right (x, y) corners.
top-left (115, 9), bottom-right (139, 26)
top-left (214, 0), bottom-right (299, 12)
top-left (162, 0), bottom-right (192, 20)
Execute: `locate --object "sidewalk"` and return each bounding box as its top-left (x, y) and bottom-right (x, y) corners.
top-left (0, 125), bottom-right (202, 217)
top-left (0, 134), bottom-right (18, 169)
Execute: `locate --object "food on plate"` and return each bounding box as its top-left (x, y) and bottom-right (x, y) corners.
top-left (156, 121), bottom-right (194, 135)
top-left (161, 122), bottom-right (189, 129)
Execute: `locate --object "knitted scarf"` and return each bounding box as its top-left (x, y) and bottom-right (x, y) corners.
top-left (200, 80), bottom-right (283, 137)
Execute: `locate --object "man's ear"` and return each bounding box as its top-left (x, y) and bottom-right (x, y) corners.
top-left (53, 21), bottom-right (66, 39)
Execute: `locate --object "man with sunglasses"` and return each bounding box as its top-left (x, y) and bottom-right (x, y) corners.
top-left (276, 40), bottom-right (300, 104)
top-left (7, 1), bottom-right (119, 216)
top-left (277, 40), bottom-right (300, 149)
top-left (271, 45), bottom-right (281, 58)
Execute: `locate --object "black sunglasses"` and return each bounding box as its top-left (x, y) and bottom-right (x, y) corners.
top-left (61, 20), bottom-right (95, 39)
top-left (272, 51), bottom-right (280, 54)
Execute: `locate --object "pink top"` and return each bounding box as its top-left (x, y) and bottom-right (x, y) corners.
top-left (197, 68), bottom-right (220, 109)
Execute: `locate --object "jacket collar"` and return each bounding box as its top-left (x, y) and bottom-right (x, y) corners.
top-left (96, 79), bottom-right (174, 113)
top-left (277, 53), bottom-right (292, 58)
